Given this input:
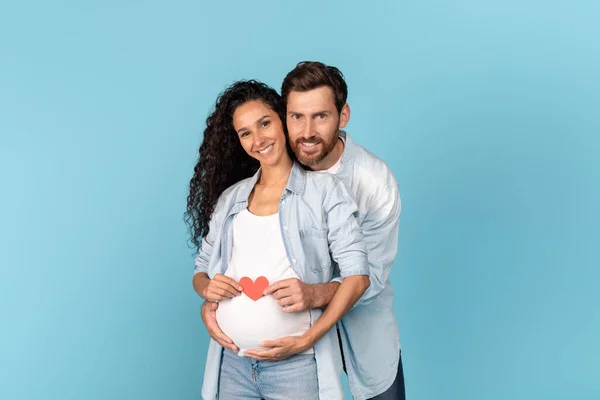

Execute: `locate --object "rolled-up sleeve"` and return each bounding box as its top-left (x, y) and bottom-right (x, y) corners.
top-left (323, 178), bottom-right (369, 278)
top-left (193, 236), bottom-right (213, 275)
top-left (193, 194), bottom-right (228, 276)
top-left (354, 183), bottom-right (401, 306)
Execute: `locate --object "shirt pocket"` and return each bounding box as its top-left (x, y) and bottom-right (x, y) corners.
top-left (299, 228), bottom-right (331, 273)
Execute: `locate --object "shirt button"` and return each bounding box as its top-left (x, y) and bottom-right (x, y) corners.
top-left (281, 200), bottom-right (286, 205)
top-left (283, 226), bottom-right (288, 231)
top-left (292, 259), bottom-right (297, 264)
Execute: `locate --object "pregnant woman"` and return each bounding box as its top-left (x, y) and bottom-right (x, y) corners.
top-left (186, 80), bottom-right (370, 400)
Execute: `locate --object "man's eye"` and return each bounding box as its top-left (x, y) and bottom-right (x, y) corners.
top-left (317, 114), bottom-right (326, 119)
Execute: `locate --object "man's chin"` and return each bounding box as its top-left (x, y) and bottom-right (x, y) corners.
top-left (296, 153), bottom-right (323, 167)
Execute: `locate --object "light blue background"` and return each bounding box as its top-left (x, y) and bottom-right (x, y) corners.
top-left (1, 1), bottom-right (598, 399)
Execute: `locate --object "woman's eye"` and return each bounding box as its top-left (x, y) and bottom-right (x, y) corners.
top-left (261, 120), bottom-right (270, 128)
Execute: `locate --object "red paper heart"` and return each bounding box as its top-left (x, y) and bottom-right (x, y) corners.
top-left (239, 276), bottom-right (269, 301)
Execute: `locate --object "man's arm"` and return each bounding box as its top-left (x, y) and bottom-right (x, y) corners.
top-left (264, 178), bottom-right (366, 311)
top-left (310, 281), bottom-right (340, 308)
top-left (264, 279), bottom-right (340, 312)
top-left (266, 183), bottom-right (400, 310)
top-left (246, 178), bottom-right (371, 361)
top-left (245, 275), bottom-right (369, 361)
top-left (354, 183), bottom-right (400, 306)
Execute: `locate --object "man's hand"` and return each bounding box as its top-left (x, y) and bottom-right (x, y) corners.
top-left (202, 273), bottom-right (242, 302)
top-left (264, 279), bottom-right (340, 312)
top-left (200, 301), bottom-right (238, 353)
top-left (263, 278), bottom-right (317, 312)
top-left (244, 336), bottom-right (311, 361)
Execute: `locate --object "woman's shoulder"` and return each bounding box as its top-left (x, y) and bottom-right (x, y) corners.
top-left (212, 177), bottom-right (254, 214)
top-left (221, 177), bottom-right (253, 201)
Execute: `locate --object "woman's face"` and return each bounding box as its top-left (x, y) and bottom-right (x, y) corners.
top-left (232, 100), bottom-right (289, 167)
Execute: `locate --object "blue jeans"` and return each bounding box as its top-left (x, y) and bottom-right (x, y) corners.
top-left (218, 349), bottom-right (319, 400)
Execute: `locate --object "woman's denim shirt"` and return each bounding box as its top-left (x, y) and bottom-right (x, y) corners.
top-left (194, 161), bottom-right (369, 400)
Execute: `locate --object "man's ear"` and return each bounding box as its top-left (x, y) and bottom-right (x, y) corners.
top-left (339, 103), bottom-right (350, 129)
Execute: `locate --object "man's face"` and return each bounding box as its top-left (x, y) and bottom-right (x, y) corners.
top-left (286, 86), bottom-right (348, 168)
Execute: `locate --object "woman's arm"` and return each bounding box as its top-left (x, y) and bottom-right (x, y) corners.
top-left (192, 192), bottom-right (242, 301)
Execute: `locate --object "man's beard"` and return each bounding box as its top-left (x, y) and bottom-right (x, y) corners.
top-left (291, 134), bottom-right (338, 167)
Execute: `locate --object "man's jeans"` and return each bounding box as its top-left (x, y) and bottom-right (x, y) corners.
top-left (218, 349), bottom-right (319, 400)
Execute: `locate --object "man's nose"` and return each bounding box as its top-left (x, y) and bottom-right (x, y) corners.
top-left (301, 119), bottom-right (316, 138)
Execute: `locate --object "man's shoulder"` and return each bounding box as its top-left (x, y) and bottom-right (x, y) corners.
top-left (348, 138), bottom-right (398, 189)
top-left (344, 136), bottom-right (402, 222)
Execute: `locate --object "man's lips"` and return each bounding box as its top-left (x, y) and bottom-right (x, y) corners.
top-left (297, 140), bottom-right (321, 154)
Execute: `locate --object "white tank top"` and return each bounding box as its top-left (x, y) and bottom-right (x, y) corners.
top-left (215, 209), bottom-right (313, 356)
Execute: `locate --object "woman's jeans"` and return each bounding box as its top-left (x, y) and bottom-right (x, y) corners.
top-left (218, 349), bottom-right (319, 400)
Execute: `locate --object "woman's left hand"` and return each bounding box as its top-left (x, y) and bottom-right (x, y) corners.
top-left (244, 336), bottom-right (312, 361)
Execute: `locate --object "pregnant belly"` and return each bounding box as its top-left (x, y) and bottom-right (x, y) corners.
top-left (216, 294), bottom-right (311, 353)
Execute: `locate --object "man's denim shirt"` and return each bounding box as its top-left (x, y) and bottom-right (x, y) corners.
top-left (333, 132), bottom-right (402, 399)
top-left (194, 161), bottom-right (370, 400)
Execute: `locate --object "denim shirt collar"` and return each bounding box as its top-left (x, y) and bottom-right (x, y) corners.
top-left (234, 161), bottom-right (306, 204)
top-left (339, 130), bottom-right (356, 164)
top-left (233, 132), bottom-right (354, 206)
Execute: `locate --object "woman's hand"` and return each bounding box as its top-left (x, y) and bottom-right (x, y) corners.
top-left (202, 273), bottom-right (243, 302)
top-left (201, 301), bottom-right (239, 353)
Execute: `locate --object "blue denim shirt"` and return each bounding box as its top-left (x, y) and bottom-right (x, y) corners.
top-left (194, 161), bottom-right (370, 400)
top-left (334, 132), bottom-right (402, 399)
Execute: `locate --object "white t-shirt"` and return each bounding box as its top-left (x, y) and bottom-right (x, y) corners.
top-left (215, 209), bottom-right (313, 356)
top-left (323, 149), bottom-right (343, 284)
top-left (325, 152), bottom-right (342, 174)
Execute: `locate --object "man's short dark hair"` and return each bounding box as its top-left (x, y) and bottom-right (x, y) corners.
top-left (281, 61), bottom-right (348, 113)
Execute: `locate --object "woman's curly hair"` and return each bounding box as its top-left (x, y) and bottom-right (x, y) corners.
top-left (185, 80), bottom-right (287, 249)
